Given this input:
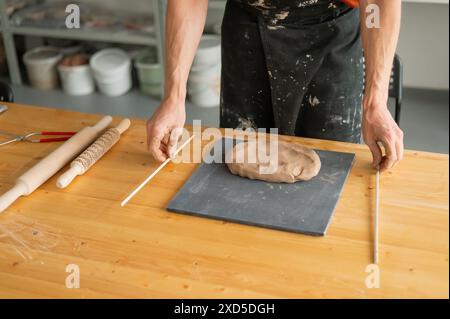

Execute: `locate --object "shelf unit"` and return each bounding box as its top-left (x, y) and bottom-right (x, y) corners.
top-left (0, 0), bottom-right (226, 93)
top-left (0, 0), bottom-right (167, 86)
top-left (1, 0), bottom-right (446, 87)
top-left (403, 0), bottom-right (449, 3)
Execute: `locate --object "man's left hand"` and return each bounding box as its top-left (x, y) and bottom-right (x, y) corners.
top-left (362, 106), bottom-right (404, 172)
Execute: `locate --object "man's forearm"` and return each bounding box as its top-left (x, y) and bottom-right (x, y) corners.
top-left (359, 0), bottom-right (401, 110)
top-left (164, 0), bottom-right (209, 103)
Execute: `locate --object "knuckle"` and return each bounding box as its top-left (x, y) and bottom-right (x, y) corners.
top-left (385, 129), bottom-right (395, 138)
top-left (150, 125), bottom-right (161, 134)
top-left (150, 137), bottom-right (161, 147)
top-left (148, 126), bottom-right (158, 136)
top-left (152, 151), bottom-right (163, 161)
top-left (148, 137), bottom-right (157, 147)
top-left (390, 155), bottom-right (398, 163)
top-left (152, 130), bottom-right (164, 140)
top-left (385, 135), bottom-right (396, 145)
top-left (146, 120), bottom-right (155, 130)
top-left (149, 146), bottom-right (158, 155)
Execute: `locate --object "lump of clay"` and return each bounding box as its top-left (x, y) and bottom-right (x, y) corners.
top-left (226, 140), bottom-right (321, 183)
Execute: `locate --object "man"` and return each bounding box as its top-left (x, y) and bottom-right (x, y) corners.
top-left (146, 0), bottom-right (404, 172)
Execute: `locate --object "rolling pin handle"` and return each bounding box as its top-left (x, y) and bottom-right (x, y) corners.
top-left (115, 119), bottom-right (131, 134)
top-left (93, 116), bottom-right (113, 132)
top-left (0, 181), bottom-right (28, 213)
top-left (56, 163), bottom-right (84, 189)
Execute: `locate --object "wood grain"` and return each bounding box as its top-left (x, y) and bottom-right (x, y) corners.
top-left (0, 102), bottom-right (448, 298)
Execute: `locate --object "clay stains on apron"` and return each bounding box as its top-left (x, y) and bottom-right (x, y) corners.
top-left (221, 0), bottom-right (364, 143)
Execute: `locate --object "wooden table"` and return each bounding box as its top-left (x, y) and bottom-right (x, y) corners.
top-left (0, 103), bottom-right (448, 298)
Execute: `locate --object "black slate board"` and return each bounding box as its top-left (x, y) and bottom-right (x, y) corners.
top-left (167, 138), bottom-right (355, 236)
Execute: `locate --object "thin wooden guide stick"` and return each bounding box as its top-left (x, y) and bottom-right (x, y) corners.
top-left (121, 135), bottom-right (195, 207)
top-left (374, 169), bottom-right (380, 264)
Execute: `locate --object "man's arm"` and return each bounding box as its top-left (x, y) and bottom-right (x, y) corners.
top-left (147, 0), bottom-right (209, 162)
top-left (359, 0), bottom-right (404, 171)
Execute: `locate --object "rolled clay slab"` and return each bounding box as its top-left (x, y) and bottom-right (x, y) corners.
top-left (226, 140), bottom-right (321, 183)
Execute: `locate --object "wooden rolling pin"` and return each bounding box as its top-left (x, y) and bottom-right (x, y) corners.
top-left (0, 116), bottom-right (112, 213)
top-left (56, 118), bottom-right (131, 189)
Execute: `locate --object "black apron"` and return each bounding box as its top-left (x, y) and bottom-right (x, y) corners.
top-left (220, 0), bottom-right (364, 143)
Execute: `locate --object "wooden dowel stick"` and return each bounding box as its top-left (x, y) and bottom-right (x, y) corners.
top-left (121, 135), bottom-right (194, 207)
top-left (374, 169), bottom-right (380, 264)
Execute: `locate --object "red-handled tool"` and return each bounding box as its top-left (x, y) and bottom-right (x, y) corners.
top-left (0, 130), bottom-right (77, 146)
top-left (31, 131), bottom-right (77, 143)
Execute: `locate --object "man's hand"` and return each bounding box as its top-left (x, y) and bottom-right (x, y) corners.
top-left (359, 0), bottom-right (402, 171)
top-left (363, 106), bottom-right (404, 172)
top-left (146, 98), bottom-right (186, 162)
top-left (145, 0), bottom-right (207, 161)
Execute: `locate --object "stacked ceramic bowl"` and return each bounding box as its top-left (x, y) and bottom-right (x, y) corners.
top-left (135, 48), bottom-right (163, 98)
top-left (58, 54), bottom-right (95, 96)
top-left (188, 35), bottom-right (221, 108)
top-left (23, 46), bottom-right (133, 97)
top-left (90, 48), bottom-right (132, 96)
top-left (23, 46), bottom-right (63, 90)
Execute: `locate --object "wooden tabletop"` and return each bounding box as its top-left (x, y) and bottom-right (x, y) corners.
top-left (0, 102), bottom-right (448, 298)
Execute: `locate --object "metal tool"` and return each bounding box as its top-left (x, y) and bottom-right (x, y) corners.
top-left (0, 105), bottom-right (7, 115)
top-left (0, 130), bottom-right (77, 147)
top-left (374, 169), bottom-right (380, 264)
top-left (0, 116), bottom-right (112, 213)
top-left (121, 135), bottom-right (195, 207)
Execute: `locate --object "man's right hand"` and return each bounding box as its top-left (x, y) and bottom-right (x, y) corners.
top-left (146, 0), bottom-right (208, 161)
top-left (146, 98), bottom-right (186, 162)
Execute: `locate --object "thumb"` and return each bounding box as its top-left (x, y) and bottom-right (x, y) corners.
top-left (168, 127), bottom-right (184, 158)
top-left (367, 141), bottom-right (383, 169)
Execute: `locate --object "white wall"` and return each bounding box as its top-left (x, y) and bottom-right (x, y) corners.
top-left (397, 2), bottom-right (449, 89)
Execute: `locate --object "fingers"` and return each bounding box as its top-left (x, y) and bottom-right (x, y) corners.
top-left (161, 133), bottom-right (170, 146)
top-left (168, 127), bottom-right (183, 158)
top-left (379, 126), bottom-right (404, 171)
top-left (380, 137), bottom-right (397, 172)
top-left (367, 142), bottom-right (383, 169)
top-left (363, 107), bottom-right (405, 172)
top-left (395, 140), bottom-right (403, 167)
top-left (147, 128), bottom-right (168, 162)
top-left (396, 130), bottom-right (404, 162)
top-left (146, 124), bottom-right (184, 162)
top-left (160, 142), bottom-right (169, 156)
